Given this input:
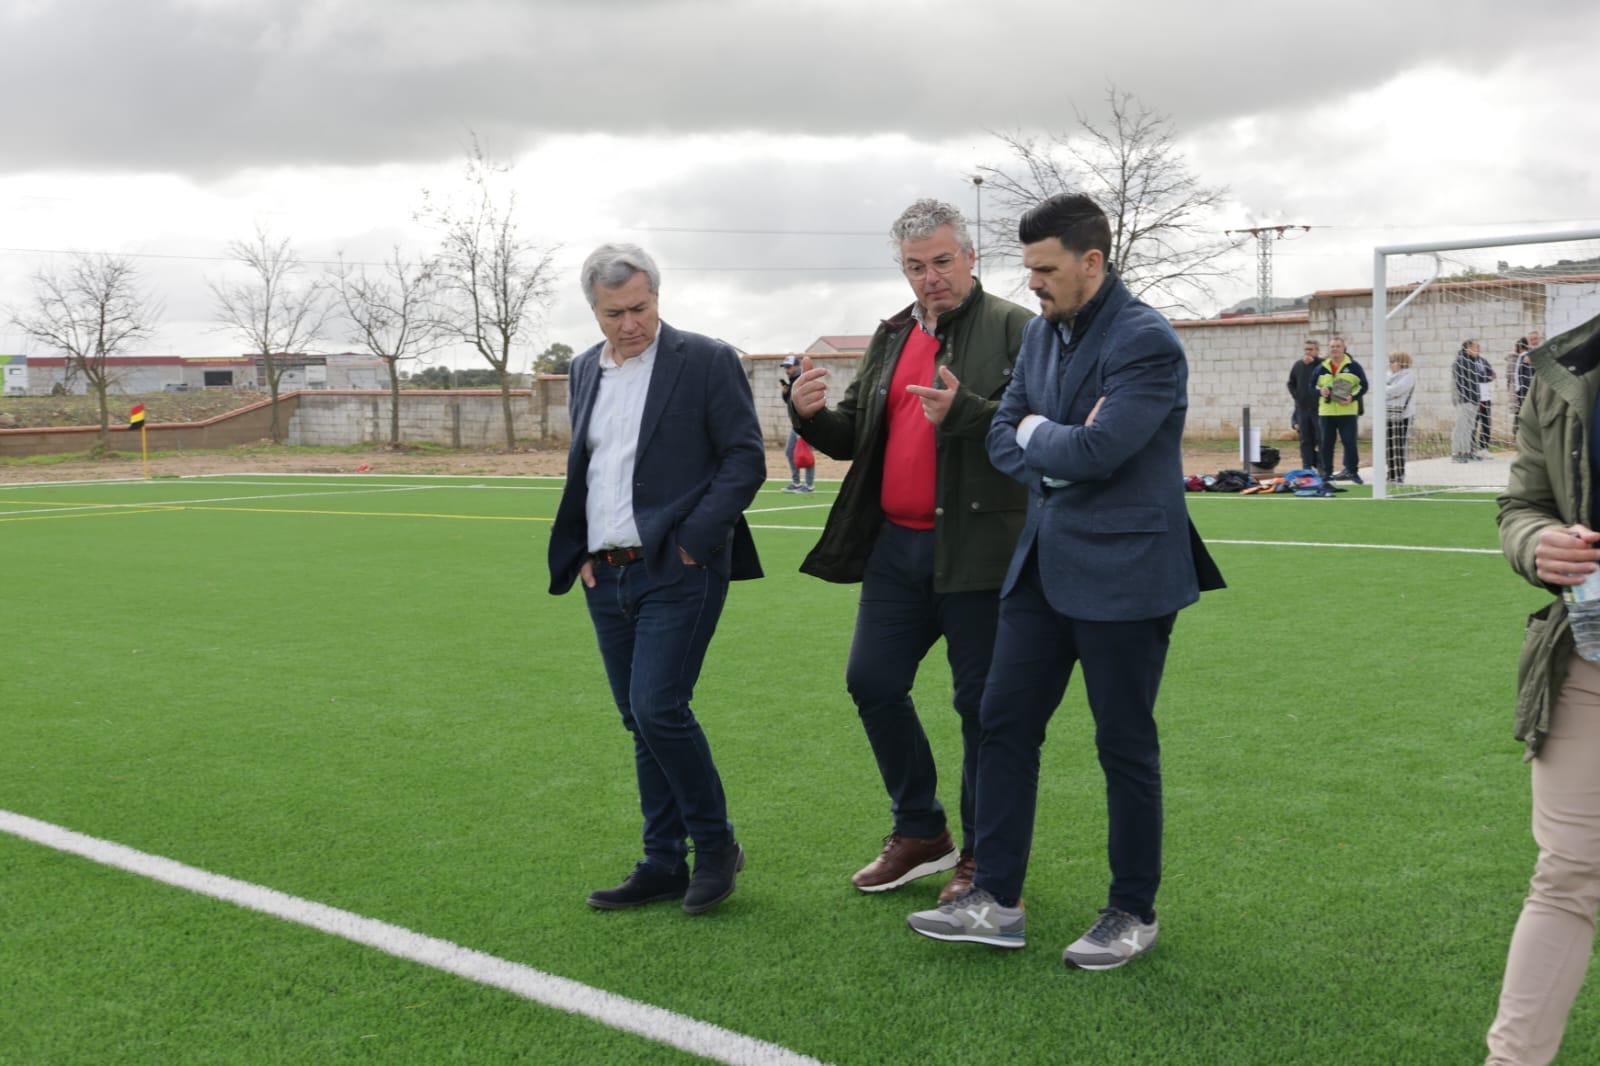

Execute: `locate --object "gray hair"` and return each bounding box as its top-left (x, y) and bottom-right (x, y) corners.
top-left (890, 199), bottom-right (974, 254)
top-left (581, 243), bottom-right (661, 306)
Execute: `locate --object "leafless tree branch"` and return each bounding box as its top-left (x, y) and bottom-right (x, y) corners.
top-left (209, 226), bottom-right (330, 443)
top-left (418, 135), bottom-right (559, 450)
top-left (10, 254), bottom-right (160, 445)
top-left (979, 87), bottom-right (1244, 316)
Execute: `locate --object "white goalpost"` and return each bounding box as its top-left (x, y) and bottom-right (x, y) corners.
top-left (1372, 229), bottom-right (1600, 499)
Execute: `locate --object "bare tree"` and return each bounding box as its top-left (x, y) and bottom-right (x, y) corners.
top-left (11, 254), bottom-right (159, 446)
top-left (420, 138), bottom-right (558, 450)
top-left (979, 88), bottom-right (1241, 315)
top-left (330, 249), bottom-right (445, 447)
top-left (210, 226), bottom-right (328, 443)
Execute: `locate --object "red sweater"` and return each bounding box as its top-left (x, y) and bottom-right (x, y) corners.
top-left (880, 327), bottom-right (939, 530)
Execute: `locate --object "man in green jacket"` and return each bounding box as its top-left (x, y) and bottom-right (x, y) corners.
top-left (788, 199), bottom-right (1032, 903)
top-left (1490, 313), bottom-right (1600, 1063)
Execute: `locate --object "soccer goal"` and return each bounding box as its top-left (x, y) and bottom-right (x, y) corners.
top-left (1372, 229), bottom-right (1600, 499)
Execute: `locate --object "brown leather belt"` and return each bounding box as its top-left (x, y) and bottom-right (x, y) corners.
top-left (592, 546), bottom-right (644, 568)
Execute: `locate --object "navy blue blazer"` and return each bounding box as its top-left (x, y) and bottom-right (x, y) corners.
top-left (986, 275), bottom-right (1223, 621)
top-left (547, 322), bottom-right (766, 595)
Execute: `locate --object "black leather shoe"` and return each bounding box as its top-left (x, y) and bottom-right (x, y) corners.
top-left (683, 844), bottom-right (745, 914)
top-left (586, 863), bottom-right (689, 910)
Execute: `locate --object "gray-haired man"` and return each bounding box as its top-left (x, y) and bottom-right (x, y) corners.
top-left (548, 244), bottom-right (766, 915)
top-left (787, 200), bottom-right (1033, 902)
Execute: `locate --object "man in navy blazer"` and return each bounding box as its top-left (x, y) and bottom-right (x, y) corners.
top-left (908, 195), bottom-right (1223, 966)
top-left (548, 243), bottom-right (765, 915)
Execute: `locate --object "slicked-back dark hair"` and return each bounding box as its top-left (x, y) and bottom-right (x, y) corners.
top-left (1018, 193), bottom-right (1112, 259)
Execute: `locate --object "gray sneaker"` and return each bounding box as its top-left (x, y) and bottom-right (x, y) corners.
top-left (906, 887), bottom-right (1025, 949)
top-left (1061, 908), bottom-right (1158, 970)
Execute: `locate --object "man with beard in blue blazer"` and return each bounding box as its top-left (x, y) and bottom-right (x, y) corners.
top-left (549, 243), bottom-right (766, 916)
top-left (908, 194), bottom-right (1223, 967)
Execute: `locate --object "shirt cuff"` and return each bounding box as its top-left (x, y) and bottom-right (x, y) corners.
top-left (1016, 413), bottom-right (1048, 450)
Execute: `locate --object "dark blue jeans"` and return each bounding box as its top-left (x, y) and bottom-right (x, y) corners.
top-left (973, 555), bottom-right (1173, 919)
top-left (584, 561), bottom-right (734, 875)
top-left (845, 521), bottom-right (1000, 853)
top-left (1319, 414), bottom-right (1359, 476)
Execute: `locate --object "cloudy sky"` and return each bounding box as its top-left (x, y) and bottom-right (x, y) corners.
top-left (3, 0), bottom-right (1599, 370)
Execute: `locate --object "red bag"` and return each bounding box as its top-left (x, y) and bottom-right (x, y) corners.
top-left (792, 438), bottom-right (816, 469)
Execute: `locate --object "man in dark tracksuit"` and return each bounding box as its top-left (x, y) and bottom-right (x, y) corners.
top-left (1287, 339), bottom-right (1323, 469)
top-left (787, 198), bottom-right (1032, 904)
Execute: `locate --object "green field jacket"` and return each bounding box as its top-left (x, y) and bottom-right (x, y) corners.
top-left (791, 280), bottom-right (1034, 593)
top-left (1498, 312), bottom-right (1600, 756)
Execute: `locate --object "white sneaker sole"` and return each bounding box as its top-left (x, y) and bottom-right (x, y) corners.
top-left (906, 923), bottom-right (1026, 950)
top-left (1063, 940), bottom-right (1157, 971)
top-left (854, 849), bottom-right (960, 893)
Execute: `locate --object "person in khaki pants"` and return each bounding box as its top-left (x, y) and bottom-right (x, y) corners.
top-left (1493, 312), bottom-right (1600, 1064)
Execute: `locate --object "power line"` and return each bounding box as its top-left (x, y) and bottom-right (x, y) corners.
top-left (624, 225), bottom-right (883, 237)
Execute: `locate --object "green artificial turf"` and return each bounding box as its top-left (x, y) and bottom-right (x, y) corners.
top-left (1, 475), bottom-right (1589, 1064)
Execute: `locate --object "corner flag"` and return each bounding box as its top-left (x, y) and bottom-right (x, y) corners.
top-left (128, 404), bottom-right (146, 429)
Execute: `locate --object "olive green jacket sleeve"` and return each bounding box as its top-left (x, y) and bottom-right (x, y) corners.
top-left (1498, 380), bottom-right (1568, 593)
top-left (938, 301), bottom-right (1034, 441)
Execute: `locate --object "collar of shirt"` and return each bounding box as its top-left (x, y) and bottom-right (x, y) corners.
top-left (910, 303), bottom-right (938, 338)
top-left (601, 332), bottom-right (661, 372)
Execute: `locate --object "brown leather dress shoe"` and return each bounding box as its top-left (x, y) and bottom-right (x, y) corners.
top-left (851, 830), bottom-right (959, 892)
top-left (937, 852), bottom-right (977, 905)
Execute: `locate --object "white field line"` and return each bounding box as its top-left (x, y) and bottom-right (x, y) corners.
top-left (743, 504), bottom-right (833, 515)
top-left (0, 810), bottom-right (826, 1066)
top-left (745, 524), bottom-right (1500, 554)
top-left (0, 475), bottom-right (154, 489)
top-left (0, 484), bottom-right (445, 518)
top-left (1184, 495), bottom-right (1497, 504)
top-left (185, 471), bottom-right (567, 482)
top-left (1208, 537), bottom-right (1499, 555)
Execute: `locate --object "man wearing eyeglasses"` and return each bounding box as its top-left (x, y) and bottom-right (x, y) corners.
top-left (787, 199), bottom-right (1033, 903)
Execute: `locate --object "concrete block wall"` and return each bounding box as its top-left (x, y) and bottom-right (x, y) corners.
top-left (1177, 279), bottom-right (1599, 440)
top-left (744, 354), bottom-right (860, 445)
top-left (287, 389), bottom-right (544, 447)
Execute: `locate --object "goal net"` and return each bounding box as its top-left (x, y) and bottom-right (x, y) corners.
top-left (1372, 230), bottom-right (1600, 498)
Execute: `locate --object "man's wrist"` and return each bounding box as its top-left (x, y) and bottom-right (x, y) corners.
top-left (1016, 413), bottom-right (1047, 449)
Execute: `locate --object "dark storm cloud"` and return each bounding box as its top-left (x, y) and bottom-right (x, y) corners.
top-left (5, 0), bottom-right (1596, 177)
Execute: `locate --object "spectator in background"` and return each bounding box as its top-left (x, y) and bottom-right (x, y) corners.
top-left (1509, 337), bottom-right (1532, 436)
top-left (1453, 339), bottom-right (1496, 462)
top-left (1316, 336), bottom-right (1368, 484)
top-left (778, 356), bottom-right (814, 493)
top-left (1287, 339), bottom-right (1322, 469)
top-left (1512, 331), bottom-right (1543, 437)
top-left (1385, 351), bottom-right (1415, 485)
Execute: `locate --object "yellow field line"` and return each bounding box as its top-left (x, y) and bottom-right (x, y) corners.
top-left (0, 507), bottom-right (175, 524)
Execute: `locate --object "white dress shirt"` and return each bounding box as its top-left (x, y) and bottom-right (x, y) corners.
top-left (585, 335), bottom-right (659, 552)
top-left (1018, 318), bottom-right (1075, 487)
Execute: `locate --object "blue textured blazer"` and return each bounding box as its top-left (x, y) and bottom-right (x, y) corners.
top-left (986, 274), bottom-right (1223, 621)
top-left (548, 321), bottom-right (766, 595)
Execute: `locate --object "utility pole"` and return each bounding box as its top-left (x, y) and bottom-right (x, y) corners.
top-left (1225, 225), bottom-right (1312, 313)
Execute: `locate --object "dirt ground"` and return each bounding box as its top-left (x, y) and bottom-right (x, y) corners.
top-left (0, 439), bottom-right (1270, 485)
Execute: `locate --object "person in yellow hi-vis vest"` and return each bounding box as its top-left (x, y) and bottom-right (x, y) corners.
top-left (1315, 335), bottom-right (1369, 484)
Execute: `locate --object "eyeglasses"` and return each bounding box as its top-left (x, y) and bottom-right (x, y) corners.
top-left (902, 255), bottom-right (964, 281)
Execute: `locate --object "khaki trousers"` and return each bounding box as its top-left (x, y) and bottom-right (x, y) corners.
top-left (1488, 653), bottom-right (1600, 1064)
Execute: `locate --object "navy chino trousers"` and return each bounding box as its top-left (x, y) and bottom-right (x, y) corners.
top-left (845, 520), bottom-right (1000, 854)
top-left (584, 559), bottom-right (735, 875)
top-left (973, 553), bottom-right (1174, 920)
